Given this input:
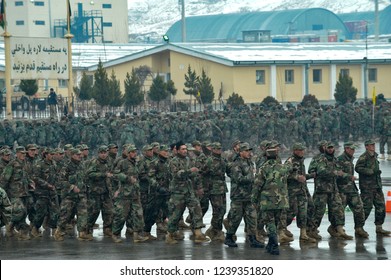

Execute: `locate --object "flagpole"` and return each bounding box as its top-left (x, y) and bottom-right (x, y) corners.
top-left (372, 86), bottom-right (376, 136)
top-left (1, 0), bottom-right (12, 119)
top-left (65, 0), bottom-right (74, 115)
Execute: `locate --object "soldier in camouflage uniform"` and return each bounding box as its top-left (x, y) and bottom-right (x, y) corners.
top-left (312, 142), bottom-right (353, 240)
top-left (336, 142), bottom-right (369, 238)
top-left (284, 143), bottom-right (316, 243)
top-left (224, 142), bottom-right (263, 248)
top-left (165, 142), bottom-right (209, 244)
top-left (252, 147), bottom-right (291, 255)
top-left (378, 109), bottom-right (391, 160)
top-left (86, 145), bottom-right (114, 237)
top-left (30, 149), bottom-right (59, 237)
top-left (111, 144), bottom-right (148, 243)
top-left (25, 144), bottom-right (39, 229)
top-left (0, 186), bottom-right (12, 231)
top-left (137, 144), bottom-right (159, 240)
top-left (355, 139), bottom-right (391, 236)
top-left (54, 149), bottom-right (91, 241)
top-left (1, 146), bottom-right (34, 240)
top-left (203, 142), bottom-right (228, 242)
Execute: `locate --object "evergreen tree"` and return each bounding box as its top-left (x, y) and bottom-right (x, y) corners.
top-left (198, 68), bottom-right (215, 104)
top-left (148, 74), bottom-right (168, 109)
top-left (19, 79), bottom-right (38, 97)
top-left (108, 69), bottom-right (123, 108)
top-left (92, 59), bottom-right (110, 107)
top-left (183, 65), bottom-right (199, 97)
top-left (334, 73), bottom-right (357, 104)
top-left (301, 94), bottom-right (319, 107)
top-left (226, 92), bottom-right (244, 108)
top-left (124, 69), bottom-right (144, 111)
top-left (166, 79), bottom-right (177, 96)
top-left (75, 72), bottom-right (93, 101)
top-left (261, 96), bottom-right (279, 107)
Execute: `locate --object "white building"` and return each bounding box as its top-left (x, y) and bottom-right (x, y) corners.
top-left (3, 0), bottom-right (129, 43)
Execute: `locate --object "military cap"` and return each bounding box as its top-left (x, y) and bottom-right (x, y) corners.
top-left (108, 143), bottom-right (118, 149)
top-left (142, 144), bottom-right (153, 151)
top-left (70, 148), bottom-right (82, 155)
top-left (267, 140), bottom-right (280, 149)
top-left (212, 142), bottom-right (222, 149)
top-left (15, 146), bottom-right (26, 153)
top-left (26, 144), bottom-right (37, 150)
top-left (317, 140), bottom-right (328, 148)
top-left (98, 145), bottom-right (109, 152)
top-left (159, 144), bottom-right (169, 151)
top-left (81, 144), bottom-right (89, 150)
top-left (126, 144), bottom-right (137, 152)
top-left (46, 148), bottom-right (56, 154)
top-left (260, 140), bottom-right (270, 148)
top-left (364, 139), bottom-right (375, 145)
top-left (231, 139), bottom-right (241, 148)
top-left (239, 142), bottom-right (252, 152)
top-left (75, 144), bottom-right (82, 150)
top-left (64, 144), bottom-right (73, 151)
top-left (326, 142), bottom-right (335, 148)
top-left (54, 148), bottom-right (64, 154)
top-left (202, 140), bottom-right (212, 147)
top-left (0, 148), bottom-right (11, 156)
top-left (344, 142), bottom-right (357, 149)
top-left (292, 142), bottom-right (306, 150)
top-left (186, 144), bottom-right (195, 151)
top-left (192, 140), bottom-right (202, 147)
top-left (0, 145), bottom-right (10, 150)
top-left (151, 142), bottom-right (160, 148)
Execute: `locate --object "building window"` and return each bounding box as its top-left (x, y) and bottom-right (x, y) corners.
top-left (58, 80), bottom-right (68, 88)
top-left (35, 21), bottom-right (45, 25)
top-left (102, 4), bottom-right (112, 9)
top-left (16, 20), bottom-right (24, 26)
top-left (34, 1), bottom-right (45, 6)
top-left (15, 1), bottom-right (24, 6)
top-left (340, 69), bottom-right (350, 77)
top-left (368, 68), bottom-right (377, 82)
top-left (256, 70), bottom-right (265, 84)
top-left (103, 22), bottom-right (112, 27)
top-left (285, 69), bottom-right (294, 84)
top-left (313, 69), bottom-right (322, 83)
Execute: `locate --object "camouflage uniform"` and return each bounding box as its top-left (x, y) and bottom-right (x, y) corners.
top-left (336, 143), bottom-right (367, 237)
top-left (56, 149), bottom-right (89, 240)
top-left (0, 186), bottom-right (12, 227)
top-left (355, 140), bottom-right (390, 235)
top-left (86, 145), bottom-right (114, 236)
top-left (155, 145), bottom-right (171, 229)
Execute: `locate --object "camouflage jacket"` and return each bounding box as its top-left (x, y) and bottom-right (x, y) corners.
top-left (230, 157), bottom-right (254, 201)
top-left (1, 158), bottom-right (31, 198)
top-left (169, 154), bottom-right (199, 195)
top-left (0, 187), bottom-right (12, 227)
top-left (155, 155), bottom-right (170, 196)
top-left (285, 154), bottom-right (312, 196)
top-left (204, 152), bottom-right (228, 195)
top-left (59, 158), bottom-right (87, 199)
top-left (87, 157), bottom-right (112, 195)
top-left (112, 157), bottom-right (140, 198)
top-left (308, 152), bottom-right (324, 191)
top-left (336, 152), bottom-right (358, 193)
top-left (252, 158), bottom-right (291, 210)
top-left (137, 155), bottom-right (158, 194)
top-left (355, 151), bottom-right (382, 189)
top-left (32, 158), bottom-right (57, 197)
top-left (316, 153), bottom-right (346, 193)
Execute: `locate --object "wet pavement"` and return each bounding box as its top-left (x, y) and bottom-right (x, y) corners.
top-left (1, 141), bottom-right (391, 260)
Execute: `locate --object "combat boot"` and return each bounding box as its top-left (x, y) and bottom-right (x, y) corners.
top-left (248, 235), bottom-right (265, 248)
top-left (205, 226), bottom-right (215, 240)
top-left (125, 227), bottom-right (133, 236)
top-left (224, 233), bottom-right (238, 247)
top-left (133, 232), bottom-right (148, 243)
top-left (31, 226), bottom-right (43, 238)
top-left (376, 225), bottom-right (391, 235)
top-left (178, 218), bottom-right (190, 230)
top-left (283, 228), bottom-right (293, 238)
top-left (256, 231), bottom-right (266, 244)
top-left (299, 228), bottom-right (317, 243)
top-left (143, 232), bottom-right (157, 240)
top-left (307, 228), bottom-right (322, 240)
top-left (355, 227), bottom-right (369, 238)
top-left (103, 228), bottom-right (113, 237)
top-left (336, 225), bottom-right (353, 240)
top-left (156, 222), bottom-right (167, 233)
top-left (165, 232), bottom-right (178, 244)
top-left (17, 229), bottom-right (31, 241)
top-left (172, 230), bottom-right (185, 240)
top-left (278, 230), bottom-right (293, 243)
top-left (212, 230), bottom-right (225, 242)
top-left (111, 234), bottom-right (123, 243)
top-left (86, 229), bottom-right (93, 240)
top-left (78, 231), bottom-right (92, 241)
top-left (53, 228), bottom-right (65, 241)
top-left (327, 225), bottom-right (340, 237)
top-left (267, 234), bottom-right (279, 255)
top-left (6, 223), bottom-right (16, 238)
top-left (193, 229), bottom-right (210, 243)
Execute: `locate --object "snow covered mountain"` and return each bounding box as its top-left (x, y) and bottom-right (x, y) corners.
top-left (128, 0), bottom-right (391, 42)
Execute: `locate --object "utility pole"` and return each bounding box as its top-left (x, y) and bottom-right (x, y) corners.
top-left (374, 0), bottom-right (379, 41)
top-left (180, 0), bottom-right (186, 42)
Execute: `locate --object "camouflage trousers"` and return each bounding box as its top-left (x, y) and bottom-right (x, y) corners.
top-left (112, 195), bottom-right (144, 236)
top-left (379, 135), bottom-right (391, 155)
top-left (33, 195), bottom-right (59, 229)
top-left (286, 191), bottom-right (308, 229)
top-left (340, 192), bottom-right (365, 228)
top-left (262, 209), bottom-right (283, 235)
top-left (10, 196), bottom-right (34, 231)
top-left (226, 200), bottom-right (257, 235)
top-left (87, 193), bottom-right (113, 231)
top-left (313, 191), bottom-right (345, 229)
top-left (141, 192), bottom-right (159, 233)
top-left (360, 188), bottom-right (386, 225)
top-left (0, 188), bottom-right (12, 227)
top-left (167, 192), bottom-right (204, 233)
top-left (208, 194), bottom-right (227, 231)
top-left (57, 196), bottom-right (88, 232)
